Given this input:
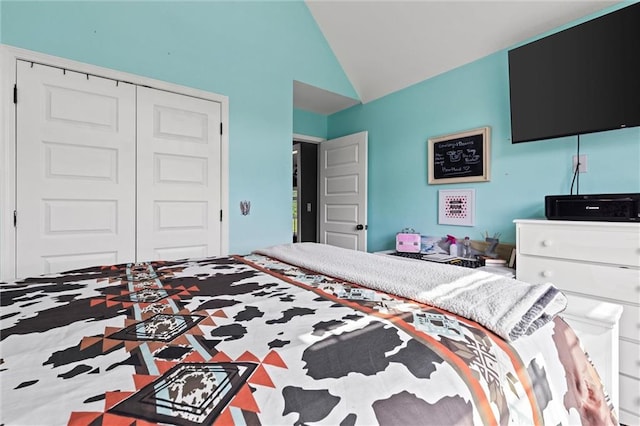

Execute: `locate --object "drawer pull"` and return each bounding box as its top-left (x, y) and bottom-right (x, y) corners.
top-left (541, 240), bottom-right (553, 247)
top-left (541, 270), bottom-right (554, 278)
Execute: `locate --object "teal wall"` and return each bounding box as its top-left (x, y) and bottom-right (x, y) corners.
top-left (328, 3), bottom-right (640, 251)
top-left (293, 108), bottom-right (327, 139)
top-left (1, 0), bottom-right (357, 254)
top-left (3, 1), bottom-right (638, 255)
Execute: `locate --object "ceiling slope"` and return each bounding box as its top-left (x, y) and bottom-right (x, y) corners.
top-left (298, 0), bottom-right (619, 114)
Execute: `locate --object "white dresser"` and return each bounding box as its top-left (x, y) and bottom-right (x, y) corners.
top-left (515, 219), bottom-right (639, 424)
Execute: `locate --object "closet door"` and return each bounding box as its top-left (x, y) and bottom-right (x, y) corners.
top-left (16, 61), bottom-right (136, 278)
top-left (136, 87), bottom-right (222, 261)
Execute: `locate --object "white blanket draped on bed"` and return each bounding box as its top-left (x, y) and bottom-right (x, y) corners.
top-left (255, 242), bottom-right (567, 341)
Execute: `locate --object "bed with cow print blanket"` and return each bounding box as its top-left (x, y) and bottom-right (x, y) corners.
top-left (0, 251), bottom-right (616, 425)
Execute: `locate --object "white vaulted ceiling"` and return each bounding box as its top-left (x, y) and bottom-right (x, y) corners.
top-left (295, 0), bottom-right (619, 115)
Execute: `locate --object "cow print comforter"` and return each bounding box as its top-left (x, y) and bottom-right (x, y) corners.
top-left (0, 253), bottom-right (617, 425)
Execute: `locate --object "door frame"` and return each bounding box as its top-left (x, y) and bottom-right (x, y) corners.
top-left (293, 133), bottom-right (325, 242)
top-left (0, 44), bottom-right (230, 281)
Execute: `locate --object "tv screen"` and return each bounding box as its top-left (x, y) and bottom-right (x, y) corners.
top-left (508, 3), bottom-right (640, 143)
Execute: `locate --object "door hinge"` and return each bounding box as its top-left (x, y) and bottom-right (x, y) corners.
top-left (13, 210), bottom-right (17, 227)
top-left (13, 84), bottom-right (17, 104)
top-left (220, 122), bottom-right (223, 135)
top-left (220, 209), bottom-right (223, 222)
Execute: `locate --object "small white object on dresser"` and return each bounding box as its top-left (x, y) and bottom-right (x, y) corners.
top-left (514, 219), bottom-right (638, 425)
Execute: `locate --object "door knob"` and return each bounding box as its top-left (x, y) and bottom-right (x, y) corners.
top-left (356, 224), bottom-right (367, 230)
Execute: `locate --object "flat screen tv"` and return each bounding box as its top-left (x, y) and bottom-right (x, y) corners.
top-left (508, 3), bottom-right (640, 143)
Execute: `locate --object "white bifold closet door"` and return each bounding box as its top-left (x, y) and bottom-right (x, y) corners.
top-left (16, 61), bottom-right (222, 278)
top-left (136, 86), bottom-right (221, 262)
top-left (16, 61), bottom-right (137, 277)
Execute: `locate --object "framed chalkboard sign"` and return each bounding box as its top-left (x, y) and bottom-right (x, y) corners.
top-left (428, 127), bottom-right (491, 184)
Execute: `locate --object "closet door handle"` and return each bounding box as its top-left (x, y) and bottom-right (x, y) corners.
top-left (356, 224), bottom-right (367, 231)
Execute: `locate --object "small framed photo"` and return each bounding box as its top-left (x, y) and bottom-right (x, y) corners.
top-left (428, 126), bottom-right (490, 184)
top-left (438, 189), bottom-right (475, 226)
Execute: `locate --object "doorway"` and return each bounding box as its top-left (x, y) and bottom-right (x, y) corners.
top-left (292, 141), bottom-right (318, 242)
top-left (291, 131), bottom-right (368, 250)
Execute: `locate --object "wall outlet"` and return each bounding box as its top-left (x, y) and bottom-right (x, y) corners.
top-left (572, 154), bottom-right (587, 173)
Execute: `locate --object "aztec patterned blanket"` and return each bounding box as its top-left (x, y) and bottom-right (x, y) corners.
top-left (0, 252), bottom-right (616, 425)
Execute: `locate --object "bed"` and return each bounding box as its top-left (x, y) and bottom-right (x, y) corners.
top-left (0, 242), bottom-right (617, 425)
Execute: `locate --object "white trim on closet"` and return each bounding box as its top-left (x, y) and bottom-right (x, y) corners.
top-left (0, 44), bottom-right (229, 281)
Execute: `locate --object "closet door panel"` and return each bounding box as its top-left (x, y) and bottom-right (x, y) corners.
top-left (136, 87), bottom-right (221, 262)
top-left (16, 61), bottom-right (136, 278)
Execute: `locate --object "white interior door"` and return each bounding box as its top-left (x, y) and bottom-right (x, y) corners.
top-left (16, 61), bottom-right (136, 278)
top-left (319, 131), bottom-right (368, 251)
top-left (136, 86), bottom-right (222, 261)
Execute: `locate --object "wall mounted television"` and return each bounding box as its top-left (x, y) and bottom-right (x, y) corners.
top-left (508, 3), bottom-right (640, 144)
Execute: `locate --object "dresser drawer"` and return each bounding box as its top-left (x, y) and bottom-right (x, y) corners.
top-left (619, 374), bottom-right (640, 419)
top-left (517, 255), bottom-right (640, 303)
top-left (620, 339), bottom-right (640, 379)
top-left (619, 304), bottom-right (640, 343)
top-left (561, 295), bottom-right (639, 343)
top-left (518, 223), bottom-right (640, 267)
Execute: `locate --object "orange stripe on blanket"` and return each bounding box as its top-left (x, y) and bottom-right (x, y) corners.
top-left (487, 332), bottom-right (544, 425)
top-left (410, 301), bottom-right (544, 425)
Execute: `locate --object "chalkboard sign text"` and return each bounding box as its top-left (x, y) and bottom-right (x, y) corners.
top-left (428, 127), bottom-right (491, 184)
